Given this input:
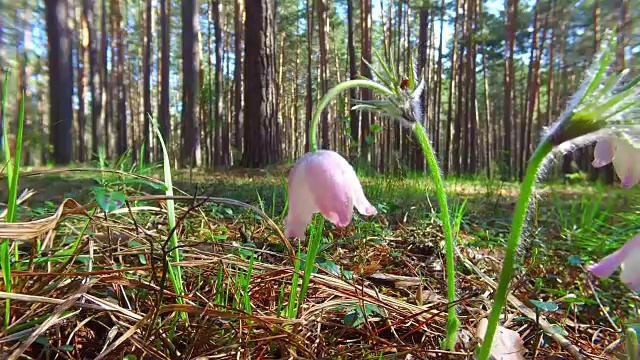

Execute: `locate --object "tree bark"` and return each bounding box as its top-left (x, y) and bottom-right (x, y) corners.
top-left (46, 0), bottom-right (74, 164)
top-left (142, 0), bottom-right (152, 163)
top-left (233, 0), bottom-right (243, 154)
top-left (114, 0), bottom-right (127, 158)
top-left (242, 0), bottom-right (280, 167)
top-left (159, 0), bottom-right (171, 152)
top-left (444, 0), bottom-right (459, 174)
top-left (360, 0), bottom-right (372, 162)
top-left (180, 0), bottom-right (201, 167)
top-left (304, 0), bottom-right (314, 153)
top-left (100, 0), bottom-right (108, 158)
top-left (76, 3), bottom-right (87, 162)
top-left (347, 0), bottom-right (359, 157)
top-left (317, 0), bottom-right (330, 149)
top-left (502, 0), bottom-right (517, 179)
top-left (83, 0), bottom-right (100, 161)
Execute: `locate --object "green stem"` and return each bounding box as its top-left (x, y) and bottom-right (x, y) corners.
top-left (413, 122), bottom-right (459, 349)
top-left (309, 80), bottom-right (460, 348)
top-left (309, 79), bottom-right (393, 152)
top-left (477, 140), bottom-right (553, 360)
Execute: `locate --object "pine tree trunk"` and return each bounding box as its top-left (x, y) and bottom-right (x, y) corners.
top-left (83, 0), bottom-right (100, 160)
top-left (159, 0), bottom-right (171, 152)
top-left (444, 0), bottom-right (459, 174)
top-left (76, 2), bottom-right (87, 162)
top-left (346, 0), bottom-right (359, 158)
top-left (100, 0), bottom-right (108, 158)
top-left (317, 0), bottom-right (330, 149)
top-left (292, 16), bottom-right (301, 158)
top-left (304, 0), bottom-right (314, 153)
top-left (435, 0), bottom-right (444, 157)
top-left (360, 0), bottom-right (372, 162)
top-left (242, 0), bottom-right (280, 167)
top-left (46, 0), bottom-right (74, 164)
top-left (142, 0), bottom-right (152, 163)
top-left (213, 0), bottom-right (222, 165)
top-left (503, 0), bottom-right (517, 179)
top-left (233, 0), bottom-right (243, 155)
top-left (114, 0), bottom-right (127, 157)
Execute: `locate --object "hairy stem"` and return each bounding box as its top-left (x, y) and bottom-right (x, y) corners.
top-left (309, 79), bottom-right (392, 152)
top-left (413, 122), bottom-right (459, 349)
top-left (477, 140), bottom-right (553, 360)
top-left (309, 80), bottom-right (460, 349)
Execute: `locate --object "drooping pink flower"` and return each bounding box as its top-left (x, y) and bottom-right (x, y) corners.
top-left (592, 135), bottom-right (640, 188)
top-left (283, 150), bottom-right (377, 238)
top-left (586, 234), bottom-right (640, 292)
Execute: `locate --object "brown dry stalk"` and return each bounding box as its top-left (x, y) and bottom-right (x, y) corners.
top-left (7, 278), bottom-right (99, 360)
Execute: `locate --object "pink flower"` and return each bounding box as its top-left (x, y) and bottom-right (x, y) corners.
top-left (586, 234), bottom-right (640, 292)
top-left (592, 135), bottom-right (640, 188)
top-left (283, 150), bottom-right (377, 238)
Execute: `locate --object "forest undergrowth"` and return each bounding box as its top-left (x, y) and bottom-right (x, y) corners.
top-left (0, 162), bottom-right (637, 359)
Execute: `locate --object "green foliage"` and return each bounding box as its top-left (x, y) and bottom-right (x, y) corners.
top-left (0, 73), bottom-right (25, 329)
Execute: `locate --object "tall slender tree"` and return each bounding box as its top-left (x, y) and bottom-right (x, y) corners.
top-left (233, 0), bottom-right (243, 154)
top-left (76, 2), bottom-right (87, 162)
top-left (100, 0), bottom-right (108, 157)
top-left (142, 0), bottom-right (152, 163)
top-left (83, 0), bottom-right (100, 160)
top-left (317, 0), bottom-right (330, 149)
top-left (46, 0), bottom-right (74, 164)
top-left (159, 0), bottom-right (170, 153)
top-left (347, 0), bottom-right (359, 157)
top-left (242, 0), bottom-right (280, 167)
top-left (180, 0), bottom-right (201, 167)
top-left (304, 0), bottom-right (314, 153)
top-left (503, 0), bottom-right (518, 179)
top-left (114, 0), bottom-right (127, 157)
top-left (360, 0), bottom-right (372, 161)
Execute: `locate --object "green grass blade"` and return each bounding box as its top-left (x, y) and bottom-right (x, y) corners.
top-left (296, 215), bottom-right (324, 315)
top-left (0, 71), bottom-right (10, 330)
top-left (1, 84), bottom-right (25, 329)
top-left (149, 115), bottom-right (187, 320)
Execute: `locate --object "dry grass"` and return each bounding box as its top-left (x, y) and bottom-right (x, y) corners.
top-left (0, 168), bottom-right (634, 359)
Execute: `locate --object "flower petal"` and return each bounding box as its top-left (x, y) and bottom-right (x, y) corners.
top-left (351, 182), bottom-right (378, 216)
top-left (592, 137), bottom-right (615, 168)
top-left (587, 234), bottom-right (640, 279)
top-left (344, 171), bottom-right (377, 216)
top-left (304, 151), bottom-right (355, 227)
top-left (620, 246), bottom-right (640, 292)
top-left (612, 138), bottom-right (640, 188)
top-left (284, 157), bottom-right (319, 238)
top-left (283, 150), bottom-right (376, 237)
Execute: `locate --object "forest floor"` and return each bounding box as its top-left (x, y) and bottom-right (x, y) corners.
top-left (0, 164), bottom-right (638, 359)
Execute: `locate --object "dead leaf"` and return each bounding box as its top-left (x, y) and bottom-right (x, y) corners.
top-left (476, 317), bottom-right (526, 360)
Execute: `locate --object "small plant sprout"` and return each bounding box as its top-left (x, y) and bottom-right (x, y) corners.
top-left (586, 234), bottom-right (640, 292)
top-left (283, 150), bottom-right (377, 238)
top-left (478, 29), bottom-right (640, 360)
top-left (307, 49), bottom-right (460, 349)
